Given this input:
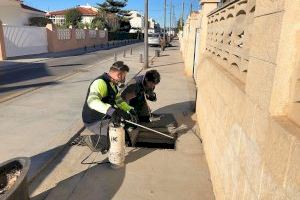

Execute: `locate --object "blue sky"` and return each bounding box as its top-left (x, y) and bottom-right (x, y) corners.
top-left (23, 0), bottom-right (199, 26)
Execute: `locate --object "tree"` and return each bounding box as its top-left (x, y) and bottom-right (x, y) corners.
top-left (176, 19), bottom-right (184, 32)
top-left (29, 17), bottom-right (52, 27)
top-left (65, 8), bottom-right (82, 28)
top-left (91, 16), bottom-right (108, 29)
top-left (97, 0), bottom-right (131, 32)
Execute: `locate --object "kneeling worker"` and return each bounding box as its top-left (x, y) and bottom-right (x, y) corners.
top-left (81, 61), bottom-right (136, 152)
top-left (121, 69), bottom-right (161, 123)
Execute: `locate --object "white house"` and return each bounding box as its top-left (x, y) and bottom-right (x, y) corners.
top-left (46, 5), bottom-right (98, 25)
top-left (46, 5), bottom-right (119, 30)
top-left (0, 0), bottom-right (46, 26)
top-left (129, 11), bottom-right (143, 31)
top-left (129, 11), bottom-right (160, 33)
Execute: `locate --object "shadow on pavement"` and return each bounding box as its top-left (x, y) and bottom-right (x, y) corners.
top-left (0, 62), bottom-right (52, 85)
top-left (30, 148), bottom-right (155, 200)
top-left (154, 101), bottom-right (195, 114)
top-left (150, 61), bottom-right (184, 68)
top-left (153, 101), bottom-right (196, 139)
top-left (0, 81), bottom-right (58, 93)
top-left (49, 64), bottom-right (83, 68)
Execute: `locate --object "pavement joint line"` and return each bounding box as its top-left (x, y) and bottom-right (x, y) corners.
top-left (0, 44), bottom-right (143, 104)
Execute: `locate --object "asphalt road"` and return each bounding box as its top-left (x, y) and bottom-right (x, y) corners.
top-left (0, 42), bottom-right (144, 102)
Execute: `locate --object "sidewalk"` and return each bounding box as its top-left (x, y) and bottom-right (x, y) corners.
top-left (29, 41), bottom-right (215, 200)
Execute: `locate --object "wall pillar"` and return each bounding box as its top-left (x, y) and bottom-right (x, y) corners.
top-left (46, 23), bottom-right (56, 53)
top-left (198, 0), bottom-right (219, 55)
top-left (0, 20), bottom-right (7, 60)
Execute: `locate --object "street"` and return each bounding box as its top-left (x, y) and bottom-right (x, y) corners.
top-left (0, 43), bottom-right (145, 102)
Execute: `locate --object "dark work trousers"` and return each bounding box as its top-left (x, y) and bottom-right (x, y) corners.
top-left (84, 119), bottom-right (110, 152)
top-left (129, 96), bottom-right (151, 122)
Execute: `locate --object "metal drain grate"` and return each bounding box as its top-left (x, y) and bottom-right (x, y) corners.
top-left (132, 131), bottom-right (176, 149)
top-left (134, 141), bottom-right (175, 149)
top-left (129, 113), bottom-right (178, 149)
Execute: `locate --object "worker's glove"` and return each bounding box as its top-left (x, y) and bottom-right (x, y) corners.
top-left (146, 91), bottom-right (157, 102)
top-left (108, 108), bottom-right (131, 126)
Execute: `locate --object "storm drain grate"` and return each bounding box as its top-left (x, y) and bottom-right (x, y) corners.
top-left (134, 141), bottom-right (175, 149)
top-left (130, 113), bottom-right (178, 150)
top-left (132, 131), bottom-right (177, 150)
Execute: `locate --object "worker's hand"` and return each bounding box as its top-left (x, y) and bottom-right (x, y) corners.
top-left (146, 91), bottom-right (157, 102)
top-left (129, 109), bottom-right (138, 123)
top-left (129, 109), bottom-right (137, 117)
top-left (110, 108), bottom-right (131, 126)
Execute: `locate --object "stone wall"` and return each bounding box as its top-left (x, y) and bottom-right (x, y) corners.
top-left (180, 0), bottom-right (300, 199)
top-left (46, 24), bottom-right (108, 53)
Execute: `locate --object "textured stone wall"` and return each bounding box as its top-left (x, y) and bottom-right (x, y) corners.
top-left (180, 0), bottom-right (300, 199)
top-left (46, 24), bottom-right (108, 53)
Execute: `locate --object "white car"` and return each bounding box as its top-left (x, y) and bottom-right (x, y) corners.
top-left (148, 33), bottom-right (161, 46)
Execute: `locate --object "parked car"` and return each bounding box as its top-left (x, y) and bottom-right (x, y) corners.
top-left (148, 33), bottom-right (161, 46)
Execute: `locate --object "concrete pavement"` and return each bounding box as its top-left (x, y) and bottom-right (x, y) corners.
top-left (29, 40), bottom-right (215, 200)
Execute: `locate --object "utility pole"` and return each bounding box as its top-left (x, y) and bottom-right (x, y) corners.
top-left (181, 1), bottom-right (184, 29)
top-left (164, 0), bottom-right (166, 39)
top-left (190, 2), bottom-right (193, 14)
top-left (144, 0), bottom-right (148, 69)
top-left (169, 0), bottom-right (172, 35)
top-left (173, 5), bottom-right (176, 33)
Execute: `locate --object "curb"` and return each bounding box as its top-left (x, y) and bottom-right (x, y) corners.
top-left (28, 121), bottom-right (85, 183)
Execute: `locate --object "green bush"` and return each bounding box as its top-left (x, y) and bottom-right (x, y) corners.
top-left (108, 32), bottom-right (139, 41)
top-left (65, 9), bottom-right (82, 28)
top-left (29, 17), bottom-right (52, 27)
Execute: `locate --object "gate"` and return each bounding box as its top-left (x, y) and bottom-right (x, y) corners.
top-left (3, 25), bottom-right (48, 57)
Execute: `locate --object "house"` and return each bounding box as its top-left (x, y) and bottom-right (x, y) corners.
top-left (46, 5), bottom-right (98, 25)
top-left (129, 11), bottom-right (160, 33)
top-left (0, 0), bottom-right (46, 26)
top-left (46, 5), bottom-right (119, 30)
top-left (129, 11), bottom-right (143, 32)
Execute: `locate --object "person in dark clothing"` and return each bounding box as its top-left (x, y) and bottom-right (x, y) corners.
top-left (81, 61), bottom-right (136, 152)
top-left (121, 69), bottom-right (161, 123)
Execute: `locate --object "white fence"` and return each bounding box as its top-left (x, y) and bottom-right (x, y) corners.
top-left (75, 29), bottom-right (85, 40)
top-left (3, 25), bottom-right (48, 57)
top-left (57, 29), bottom-right (71, 40)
